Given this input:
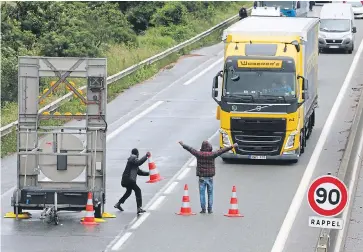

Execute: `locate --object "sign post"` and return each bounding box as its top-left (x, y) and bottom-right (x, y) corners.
top-left (307, 175), bottom-right (348, 230)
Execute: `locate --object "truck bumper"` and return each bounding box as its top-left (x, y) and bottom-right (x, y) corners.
top-left (220, 152), bottom-right (299, 161)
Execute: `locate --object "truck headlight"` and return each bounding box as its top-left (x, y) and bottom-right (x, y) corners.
top-left (284, 130), bottom-right (298, 149)
top-left (219, 129), bottom-right (232, 147)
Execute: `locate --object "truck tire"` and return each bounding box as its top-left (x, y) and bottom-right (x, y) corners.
top-left (94, 203), bottom-right (102, 219)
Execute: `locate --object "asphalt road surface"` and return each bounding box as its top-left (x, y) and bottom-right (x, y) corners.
top-left (1, 6), bottom-right (363, 252)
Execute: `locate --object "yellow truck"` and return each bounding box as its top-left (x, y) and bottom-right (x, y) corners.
top-left (212, 16), bottom-right (319, 163)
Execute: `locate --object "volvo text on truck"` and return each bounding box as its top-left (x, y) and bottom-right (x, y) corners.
top-left (213, 16), bottom-right (319, 163)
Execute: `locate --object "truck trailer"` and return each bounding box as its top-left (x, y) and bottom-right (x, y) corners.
top-left (214, 16), bottom-right (319, 163)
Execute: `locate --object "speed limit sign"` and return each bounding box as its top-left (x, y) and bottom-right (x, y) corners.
top-left (307, 175), bottom-right (348, 217)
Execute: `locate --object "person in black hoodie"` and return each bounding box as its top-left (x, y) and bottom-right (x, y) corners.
top-left (179, 140), bottom-right (238, 214)
top-left (114, 148), bottom-right (150, 214)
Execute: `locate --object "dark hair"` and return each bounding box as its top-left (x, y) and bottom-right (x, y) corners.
top-left (131, 148), bottom-right (139, 156)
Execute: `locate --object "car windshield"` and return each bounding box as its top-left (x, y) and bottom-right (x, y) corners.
top-left (262, 1), bottom-right (293, 9)
top-left (346, 1), bottom-right (362, 7)
top-left (224, 71), bottom-right (296, 98)
top-left (320, 19), bottom-right (350, 32)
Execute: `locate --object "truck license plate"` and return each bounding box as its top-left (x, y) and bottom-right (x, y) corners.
top-left (329, 45), bottom-right (339, 49)
top-left (249, 155), bottom-right (267, 160)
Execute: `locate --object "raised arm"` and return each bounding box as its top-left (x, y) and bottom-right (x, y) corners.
top-left (211, 143), bottom-right (238, 158)
top-left (179, 141), bottom-right (200, 157)
top-left (135, 155), bottom-right (148, 166)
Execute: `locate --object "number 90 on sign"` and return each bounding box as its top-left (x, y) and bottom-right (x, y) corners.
top-left (307, 175), bottom-right (348, 217)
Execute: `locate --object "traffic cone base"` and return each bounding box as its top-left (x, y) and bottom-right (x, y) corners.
top-left (146, 176), bottom-right (164, 183)
top-left (176, 212), bottom-right (196, 216)
top-left (146, 154), bottom-right (164, 183)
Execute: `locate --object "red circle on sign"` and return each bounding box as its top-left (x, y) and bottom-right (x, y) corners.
top-left (307, 175), bottom-right (348, 217)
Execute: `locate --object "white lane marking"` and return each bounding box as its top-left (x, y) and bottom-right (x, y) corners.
top-left (177, 168), bottom-right (191, 180)
top-left (183, 57), bottom-right (224, 86)
top-left (270, 38), bottom-right (363, 252)
top-left (107, 50), bottom-right (224, 129)
top-left (111, 232), bottom-right (133, 251)
top-left (334, 127), bottom-right (363, 252)
top-left (105, 129), bottom-right (219, 251)
top-left (130, 212), bottom-right (150, 230)
top-left (189, 158), bottom-right (197, 167)
top-left (148, 196), bottom-right (166, 210)
top-left (106, 101), bottom-right (164, 142)
top-left (164, 182), bottom-right (179, 194)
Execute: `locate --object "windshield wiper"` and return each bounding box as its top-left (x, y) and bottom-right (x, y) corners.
top-left (226, 94), bottom-right (255, 102)
top-left (258, 94), bottom-right (287, 103)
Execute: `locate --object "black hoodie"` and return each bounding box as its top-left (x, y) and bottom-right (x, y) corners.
top-left (121, 154), bottom-right (149, 186)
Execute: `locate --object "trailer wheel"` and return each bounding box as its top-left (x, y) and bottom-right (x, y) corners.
top-left (94, 203), bottom-right (102, 218)
top-left (54, 214), bottom-right (59, 225)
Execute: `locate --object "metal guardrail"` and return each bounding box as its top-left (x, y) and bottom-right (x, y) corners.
top-left (0, 8), bottom-right (251, 138)
top-left (315, 81), bottom-right (363, 251)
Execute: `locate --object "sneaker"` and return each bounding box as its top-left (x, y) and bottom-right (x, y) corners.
top-left (200, 209), bottom-right (206, 214)
top-left (137, 208), bottom-right (146, 214)
top-left (208, 209), bottom-right (213, 214)
top-left (114, 203), bottom-right (124, 211)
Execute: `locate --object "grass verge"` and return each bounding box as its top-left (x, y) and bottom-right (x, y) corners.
top-left (1, 2), bottom-right (252, 157)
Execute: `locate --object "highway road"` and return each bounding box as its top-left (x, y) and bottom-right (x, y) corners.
top-left (1, 6), bottom-right (363, 252)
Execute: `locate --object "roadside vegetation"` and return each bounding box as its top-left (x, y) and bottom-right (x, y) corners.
top-left (1, 1), bottom-right (252, 157)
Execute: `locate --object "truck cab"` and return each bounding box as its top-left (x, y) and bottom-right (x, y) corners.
top-left (214, 17), bottom-right (319, 163)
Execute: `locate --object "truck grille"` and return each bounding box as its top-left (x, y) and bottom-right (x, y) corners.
top-left (230, 118), bottom-right (286, 156)
top-left (326, 39), bottom-right (342, 44)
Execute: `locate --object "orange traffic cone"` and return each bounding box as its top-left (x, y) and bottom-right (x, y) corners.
top-left (176, 184), bottom-right (196, 216)
top-left (224, 186), bottom-right (243, 217)
top-left (81, 192), bottom-right (99, 225)
top-left (146, 153), bottom-right (164, 183)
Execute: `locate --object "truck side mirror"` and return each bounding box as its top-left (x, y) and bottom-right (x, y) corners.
top-left (298, 75), bottom-right (308, 90)
top-left (296, 1), bottom-right (300, 9)
top-left (352, 27), bottom-right (357, 33)
top-left (212, 71), bottom-right (222, 105)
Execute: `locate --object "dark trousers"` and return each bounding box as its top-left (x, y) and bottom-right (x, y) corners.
top-left (118, 182), bottom-right (142, 208)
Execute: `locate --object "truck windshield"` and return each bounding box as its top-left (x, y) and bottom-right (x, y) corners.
top-left (320, 19), bottom-right (350, 32)
top-left (224, 71), bottom-right (296, 98)
top-left (262, 1), bottom-right (292, 9)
